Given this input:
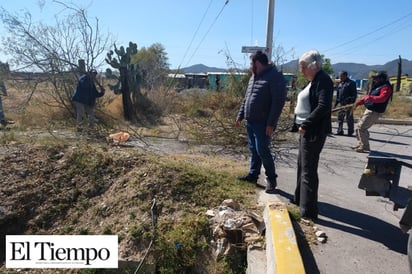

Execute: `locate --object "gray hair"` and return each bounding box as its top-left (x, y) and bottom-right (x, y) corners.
top-left (299, 50), bottom-right (323, 69)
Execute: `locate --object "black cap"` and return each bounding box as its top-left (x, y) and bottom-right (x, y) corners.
top-left (372, 71), bottom-right (388, 80)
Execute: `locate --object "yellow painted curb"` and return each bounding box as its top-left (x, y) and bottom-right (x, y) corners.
top-left (266, 200), bottom-right (305, 274)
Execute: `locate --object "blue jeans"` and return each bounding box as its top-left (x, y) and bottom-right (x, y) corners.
top-left (246, 121), bottom-right (277, 182)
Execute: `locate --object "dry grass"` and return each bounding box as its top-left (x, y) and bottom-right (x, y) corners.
top-left (383, 94), bottom-right (412, 119)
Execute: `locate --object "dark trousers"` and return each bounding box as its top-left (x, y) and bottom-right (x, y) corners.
top-left (294, 133), bottom-right (327, 219)
top-left (337, 109), bottom-right (354, 134)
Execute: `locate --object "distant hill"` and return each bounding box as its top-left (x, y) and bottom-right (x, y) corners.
top-left (182, 64), bottom-right (227, 73)
top-left (184, 59), bottom-right (412, 80)
top-left (282, 58), bottom-right (412, 80)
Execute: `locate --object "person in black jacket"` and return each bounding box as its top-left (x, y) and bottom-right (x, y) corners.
top-left (292, 50), bottom-right (333, 221)
top-left (334, 71), bottom-right (357, 136)
top-left (72, 69), bottom-right (105, 132)
top-left (235, 51), bottom-right (286, 194)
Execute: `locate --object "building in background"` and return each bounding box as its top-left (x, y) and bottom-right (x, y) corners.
top-left (389, 75), bottom-right (412, 94)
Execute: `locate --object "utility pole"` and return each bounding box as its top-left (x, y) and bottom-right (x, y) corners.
top-left (396, 55), bottom-right (402, 92)
top-left (241, 0), bottom-right (275, 59)
top-left (265, 0), bottom-right (275, 61)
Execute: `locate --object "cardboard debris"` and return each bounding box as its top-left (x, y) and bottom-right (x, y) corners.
top-left (207, 200), bottom-right (265, 258)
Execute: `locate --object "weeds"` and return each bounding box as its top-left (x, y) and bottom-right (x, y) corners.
top-left (383, 93), bottom-right (412, 118)
top-left (0, 130), bottom-right (17, 144)
top-left (0, 138), bottom-right (257, 273)
top-left (102, 226), bottom-right (113, 235)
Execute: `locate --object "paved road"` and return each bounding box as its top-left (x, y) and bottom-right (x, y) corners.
top-left (273, 122), bottom-right (412, 274)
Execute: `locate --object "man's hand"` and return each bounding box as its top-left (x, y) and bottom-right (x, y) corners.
top-left (235, 120), bottom-right (241, 127)
top-left (298, 126), bottom-right (306, 135)
top-left (353, 100), bottom-right (361, 110)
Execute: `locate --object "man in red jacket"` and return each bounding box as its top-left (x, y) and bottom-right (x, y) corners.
top-left (353, 71), bottom-right (393, 153)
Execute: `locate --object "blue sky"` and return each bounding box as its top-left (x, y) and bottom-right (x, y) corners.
top-left (1, 0), bottom-right (412, 70)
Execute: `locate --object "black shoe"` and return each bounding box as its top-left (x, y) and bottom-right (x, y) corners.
top-left (301, 211), bottom-right (318, 220)
top-left (289, 123), bottom-right (299, 132)
top-left (335, 131), bottom-right (344, 136)
top-left (347, 132), bottom-right (354, 137)
top-left (0, 120), bottom-right (7, 126)
top-left (237, 174), bottom-right (258, 184)
top-left (264, 178), bottom-right (277, 194)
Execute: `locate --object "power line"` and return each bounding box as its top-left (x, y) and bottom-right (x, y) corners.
top-left (177, 0), bottom-right (214, 70)
top-left (185, 0), bottom-right (229, 67)
top-left (333, 22), bottom-right (412, 59)
top-left (323, 11), bottom-right (412, 54)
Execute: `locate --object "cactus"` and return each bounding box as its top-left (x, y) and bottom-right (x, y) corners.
top-left (105, 42), bottom-right (141, 122)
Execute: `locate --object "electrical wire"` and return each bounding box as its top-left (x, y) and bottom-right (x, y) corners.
top-left (185, 0), bottom-right (230, 67)
top-left (177, 0), bottom-right (215, 70)
top-left (324, 11), bottom-right (412, 54)
top-left (166, 1), bottom-right (215, 94)
top-left (331, 22), bottom-right (412, 60)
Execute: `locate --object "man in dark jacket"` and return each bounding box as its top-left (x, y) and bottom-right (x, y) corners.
top-left (235, 51), bottom-right (286, 194)
top-left (292, 50), bottom-right (333, 221)
top-left (352, 71), bottom-right (393, 153)
top-left (335, 71), bottom-right (357, 136)
top-left (72, 69), bottom-right (105, 132)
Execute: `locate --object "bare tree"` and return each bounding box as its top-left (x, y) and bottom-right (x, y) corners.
top-left (0, 1), bottom-right (112, 114)
top-left (272, 44), bottom-right (295, 69)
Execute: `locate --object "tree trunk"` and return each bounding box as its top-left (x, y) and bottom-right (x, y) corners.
top-left (120, 67), bottom-right (135, 121)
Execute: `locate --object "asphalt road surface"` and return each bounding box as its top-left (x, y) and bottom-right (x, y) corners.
top-left (274, 122), bottom-right (412, 274)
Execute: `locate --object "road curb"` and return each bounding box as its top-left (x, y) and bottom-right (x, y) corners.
top-left (264, 200), bottom-right (305, 274)
top-left (375, 119), bottom-right (412, 125)
top-left (332, 117), bottom-right (412, 126)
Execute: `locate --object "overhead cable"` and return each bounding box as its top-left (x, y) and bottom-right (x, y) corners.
top-left (324, 11), bottom-right (412, 53)
top-left (185, 0), bottom-right (229, 67)
top-left (177, 0), bottom-right (214, 70)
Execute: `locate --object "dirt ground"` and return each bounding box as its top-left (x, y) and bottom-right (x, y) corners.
top-left (0, 128), bottom-right (319, 273)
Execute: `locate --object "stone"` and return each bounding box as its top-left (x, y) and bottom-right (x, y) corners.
top-left (315, 230), bottom-right (326, 237)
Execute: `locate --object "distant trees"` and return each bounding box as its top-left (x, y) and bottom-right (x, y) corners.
top-left (0, 62), bottom-right (9, 74)
top-left (105, 42), bottom-right (169, 122)
top-left (0, 1), bottom-right (171, 124)
top-left (132, 43), bottom-right (169, 91)
top-left (322, 57), bottom-right (334, 75)
top-left (0, 2), bottom-right (111, 113)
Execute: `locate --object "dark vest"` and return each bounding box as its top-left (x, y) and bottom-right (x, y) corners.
top-left (364, 83), bottom-right (392, 113)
